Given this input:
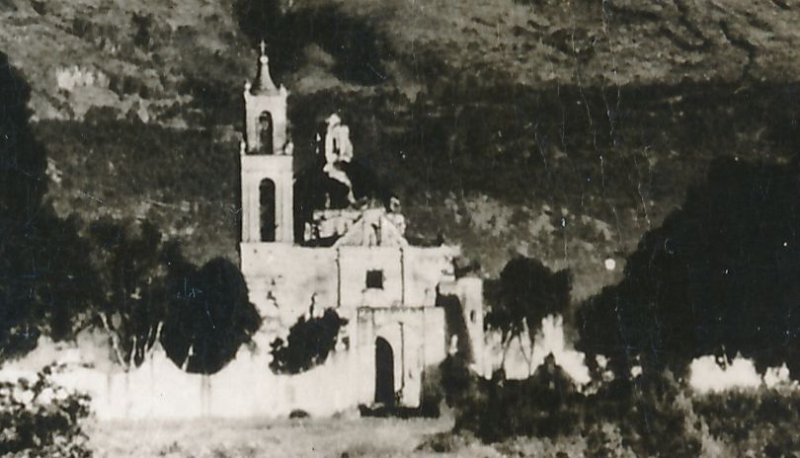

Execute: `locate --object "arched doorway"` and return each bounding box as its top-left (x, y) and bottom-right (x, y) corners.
top-left (259, 178), bottom-right (276, 242)
top-left (374, 337), bottom-right (395, 406)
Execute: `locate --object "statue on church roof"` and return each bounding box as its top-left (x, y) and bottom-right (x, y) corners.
top-left (324, 114), bottom-right (353, 164)
top-left (320, 113), bottom-right (355, 204)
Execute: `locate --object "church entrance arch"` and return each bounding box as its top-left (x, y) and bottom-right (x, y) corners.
top-left (374, 337), bottom-right (395, 407)
top-left (259, 178), bottom-right (276, 242)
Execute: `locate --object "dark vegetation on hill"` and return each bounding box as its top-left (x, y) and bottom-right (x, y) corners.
top-left (0, 51), bottom-right (260, 371)
top-left (478, 153), bottom-right (800, 378)
top-left (579, 156), bottom-right (800, 378)
top-left (0, 50), bottom-right (92, 359)
top-left (1, 0), bottom-right (798, 298)
top-left (435, 154), bottom-right (800, 454)
top-left (35, 80), bottom-right (800, 297)
top-left (33, 117), bottom-right (241, 264)
top-left (1, 0), bottom-right (800, 359)
top-left (3, 0), bottom-right (800, 376)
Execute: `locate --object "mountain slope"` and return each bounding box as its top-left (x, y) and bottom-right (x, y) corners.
top-left (2, 0), bottom-right (800, 299)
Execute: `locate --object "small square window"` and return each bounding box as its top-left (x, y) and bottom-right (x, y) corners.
top-left (366, 270), bottom-right (384, 289)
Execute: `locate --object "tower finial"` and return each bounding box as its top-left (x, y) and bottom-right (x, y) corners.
top-left (252, 40), bottom-right (278, 94)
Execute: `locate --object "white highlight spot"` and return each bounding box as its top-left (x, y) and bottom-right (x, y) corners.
top-left (604, 258), bottom-right (616, 271)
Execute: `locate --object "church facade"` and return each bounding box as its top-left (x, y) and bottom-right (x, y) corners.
top-left (237, 46), bottom-right (486, 409)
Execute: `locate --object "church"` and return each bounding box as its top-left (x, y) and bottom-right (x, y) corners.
top-left (0, 45), bottom-right (488, 420)
top-left (237, 44), bottom-right (486, 410)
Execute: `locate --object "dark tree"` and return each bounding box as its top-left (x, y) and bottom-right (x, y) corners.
top-left (0, 53), bottom-right (46, 218)
top-left (484, 257), bottom-right (572, 363)
top-left (578, 156), bottom-right (800, 378)
top-left (161, 258), bottom-right (260, 374)
top-left (269, 308), bottom-right (347, 374)
top-left (0, 52), bottom-right (97, 359)
top-left (86, 218), bottom-right (168, 368)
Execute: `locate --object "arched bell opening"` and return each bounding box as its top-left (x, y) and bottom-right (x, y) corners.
top-left (259, 178), bottom-right (276, 242)
top-left (257, 110), bottom-right (274, 154)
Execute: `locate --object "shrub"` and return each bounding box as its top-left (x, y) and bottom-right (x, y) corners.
top-left (418, 353), bottom-right (480, 419)
top-left (0, 365), bottom-right (92, 457)
top-left (694, 388), bottom-right (800, 456)
top-left (418, 364), bottom-right (443, 418)
top-left (288, 409), bottom-right (310, 419)
top-left (584, 422), bottom-right (636, 458)
top-left (472, 356), bottom-right (583, 442)
top-left (269, 308), bottom-right (347, 374)
top-left (450, 361), bottom-right (704, 457)
top-left (439, 354), bottom-right (474, 407)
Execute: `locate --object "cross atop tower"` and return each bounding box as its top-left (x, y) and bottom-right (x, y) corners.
top-left (242, 44), bottom-right (289, 155)
top-left (252, 41), bottom-right (278, 95)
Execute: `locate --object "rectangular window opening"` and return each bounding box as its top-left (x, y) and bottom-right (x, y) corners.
top-left (366, 270), bottom-right (384, 289)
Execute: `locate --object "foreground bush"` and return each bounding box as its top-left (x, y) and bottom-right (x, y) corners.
top-left (451, 358), bottom-right (704, 457)
top-left (445, 357), bottom-right (800, 456)
top-left (0, 365), bottom-right (92, 457)
top-left (694, 387), bottom-right (800, 456)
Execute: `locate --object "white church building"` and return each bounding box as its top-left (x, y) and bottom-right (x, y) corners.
top-left (0, 46), bottom-right (487, 420)
top-left (237, 44), bottom-right (486, 410)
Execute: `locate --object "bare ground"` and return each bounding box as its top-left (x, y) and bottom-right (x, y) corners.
top-left (86, 414), bottom-right (500, 458)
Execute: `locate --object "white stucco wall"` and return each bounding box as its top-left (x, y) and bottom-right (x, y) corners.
top-left (339, 247), bottom-right (403, 308)
top-left (241, 243), bottom-right (338, 321)
top-left (1, 304), bottom-right (447, 420)
top-left (240, 243), bottom-right (460, 323)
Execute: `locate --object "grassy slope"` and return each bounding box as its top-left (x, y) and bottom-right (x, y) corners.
top-left (3, 0), bottom-right (800, 299)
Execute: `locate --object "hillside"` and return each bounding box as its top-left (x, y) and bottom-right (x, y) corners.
top-left (2, 0), bottom-right (800, 299)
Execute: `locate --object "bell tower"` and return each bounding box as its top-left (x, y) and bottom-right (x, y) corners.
top-left (240, 43), bottom-right (294, 244)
